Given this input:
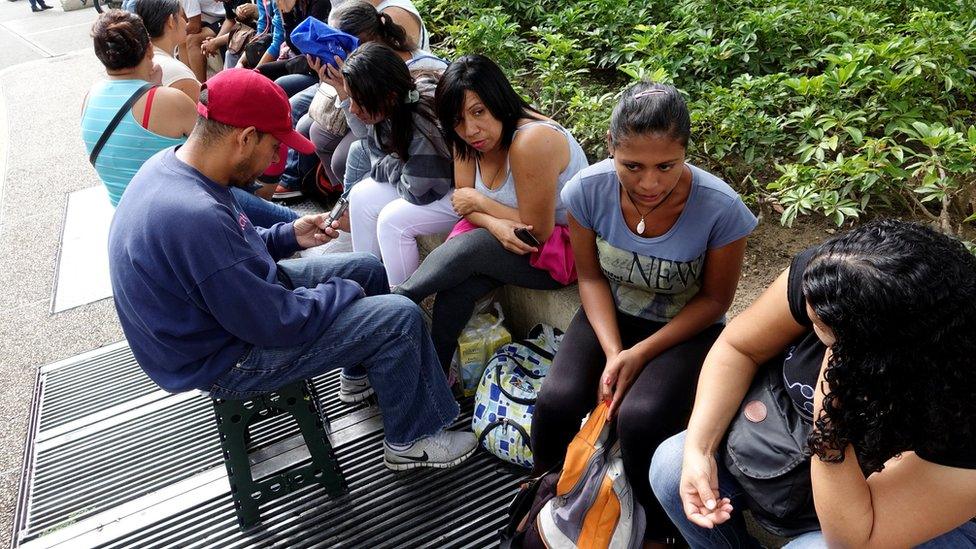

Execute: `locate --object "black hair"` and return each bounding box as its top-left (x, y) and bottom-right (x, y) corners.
top-left (342, 42), bottom-right (438, 160)
top-left (92, 9), bottom-right (151, 71)
top-left (434, 54), bottom-right (537, 160)
top-left (803, 219), bottom-right (976, 474)
top-left (134, 0), bottom-right (180, 39)
top-left (329, 0), bottom-right (414, 52)
top-left (609, 81), bottom-right (690, 148)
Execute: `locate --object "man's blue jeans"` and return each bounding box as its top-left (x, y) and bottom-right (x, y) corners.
top-left (207, 253), bottom-right (460, 445)
top-left (231, 187), bottom-right (299, 228)
top-left (650, 431), bottom-right (976, 548)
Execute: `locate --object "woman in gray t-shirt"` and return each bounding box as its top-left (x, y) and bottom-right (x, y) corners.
top-left (530, 81), bottom-right (758, 544)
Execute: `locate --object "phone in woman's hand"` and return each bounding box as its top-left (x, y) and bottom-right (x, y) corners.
top-left (514, 227), bottom-right (541, 248)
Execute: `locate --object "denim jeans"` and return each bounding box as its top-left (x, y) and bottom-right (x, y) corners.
top-left (279, 114), bottom-right (318, 191)
top-left (275, 74), bottom-right (318, 99)
top-left (649, 431), bottom-right (976, 548)
top-left (224, 50), bottom-right (241, 70)
top-left (208, 252), bottom-right (460, 445)
top-left (231, 187), bottom-right (299, 228)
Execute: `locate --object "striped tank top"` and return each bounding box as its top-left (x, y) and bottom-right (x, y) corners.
top-left (81, 80), bottom-right (186, 206)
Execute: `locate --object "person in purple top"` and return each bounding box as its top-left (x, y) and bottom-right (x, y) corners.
top-left (108, 68), bottom-right (477, 471)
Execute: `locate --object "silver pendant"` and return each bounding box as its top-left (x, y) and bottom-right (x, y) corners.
top-left (636, 217), bottom-right (646, 235)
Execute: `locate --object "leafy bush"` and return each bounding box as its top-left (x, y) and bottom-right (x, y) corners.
top-left (416, 0), bottom-right (976, 232)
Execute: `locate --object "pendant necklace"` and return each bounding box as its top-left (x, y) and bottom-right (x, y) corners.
top-left (622, 184), bottom-right (678, 236)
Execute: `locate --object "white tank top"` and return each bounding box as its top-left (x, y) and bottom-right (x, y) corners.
top-left (474, 120), bottom-right (589, 226)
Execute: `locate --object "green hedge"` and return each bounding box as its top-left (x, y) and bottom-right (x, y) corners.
top-left (417, 0), bottom-right (976, 231)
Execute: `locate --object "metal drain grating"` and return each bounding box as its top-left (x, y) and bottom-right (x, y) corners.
top-left (15, 342), bottom-right (527, 548)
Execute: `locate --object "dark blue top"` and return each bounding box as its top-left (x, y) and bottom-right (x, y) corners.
top-left (108, 147), bottom-right (364, 392)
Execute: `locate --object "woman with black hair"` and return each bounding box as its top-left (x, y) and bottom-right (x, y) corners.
top-left (530, 80), bottom-right (758, 546)
top-left (304, 0), bottom-right (447, 198)
top-left (337, 42), bottom-right (454, 286)
top-left (394, 54), bottom-right (588, 373)
top-left (134, 0), bottom-right (200, 102)
top-left (650, 219), bottom-right (976, 548)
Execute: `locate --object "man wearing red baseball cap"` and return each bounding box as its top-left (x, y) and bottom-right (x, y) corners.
top-left (109, 68), bottom-right (477, 471)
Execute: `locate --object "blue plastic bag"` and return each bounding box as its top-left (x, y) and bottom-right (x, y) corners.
top-left (289, 18), bottom-right (360, 68)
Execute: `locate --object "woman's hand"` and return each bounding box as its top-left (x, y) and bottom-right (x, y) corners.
top-left (599, 348), bottom-right (648, 419)
top-left (487, 218), bottom-right (538, 255)
top-left (452, 187), bottom-right (484, 216)
top-left (680, 449), bottom-right (734, 528)
top-left (276, 0), bottom-right (296, 13)
top-left (307, 54), bottom-right (348, 100)
top-left (200, 37), bottom-right (219, 56)
top-left (234, 3), bottom-right (256, 20)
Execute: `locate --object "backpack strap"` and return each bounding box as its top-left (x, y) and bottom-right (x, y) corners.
top-left (89, 83), bottom-right (154, 166)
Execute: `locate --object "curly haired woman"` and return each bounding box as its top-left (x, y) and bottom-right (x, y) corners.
top-left (650, 219), bottom-right (976, 548)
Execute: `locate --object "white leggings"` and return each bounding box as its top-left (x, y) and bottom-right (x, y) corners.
top-left (348, 178), bottom-right (459, 286)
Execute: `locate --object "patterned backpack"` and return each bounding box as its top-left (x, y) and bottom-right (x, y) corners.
top-left (472, 324), bottom-right (562, 468)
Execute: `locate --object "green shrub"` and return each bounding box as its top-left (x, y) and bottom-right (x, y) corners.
top-left (418, 0), bottom-right (976, 232)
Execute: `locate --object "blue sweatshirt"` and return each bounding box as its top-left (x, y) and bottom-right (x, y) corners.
top-left (108, 147), bottom-right (364, 392)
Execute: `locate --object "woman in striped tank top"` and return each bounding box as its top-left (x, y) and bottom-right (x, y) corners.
top-left (80, 10), bottom-right (196, 207)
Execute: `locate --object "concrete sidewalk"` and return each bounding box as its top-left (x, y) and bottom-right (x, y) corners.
top-left (0, 3), bottom-right (123, 545)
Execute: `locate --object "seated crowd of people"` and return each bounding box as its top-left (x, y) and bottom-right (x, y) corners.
top-left (82, 1), bottom-right (976, 547)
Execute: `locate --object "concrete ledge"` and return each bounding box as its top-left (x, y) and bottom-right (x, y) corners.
top-left (416, 233), bottom-right (581, 339)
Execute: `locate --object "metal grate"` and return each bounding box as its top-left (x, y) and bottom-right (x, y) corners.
top-left (92, 431), bottom-right (524, 549)
top-left (38, 345), bottom-right (158, 432)
top-left (16, 343), bottom-right (528, 548)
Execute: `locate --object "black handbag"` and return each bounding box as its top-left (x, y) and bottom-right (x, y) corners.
top-left (499, 466), bottom-right (560, 549)
top-left (722, 364), bottom-right (820, 537)
top-left (242, 33), bottom-right (273, 68)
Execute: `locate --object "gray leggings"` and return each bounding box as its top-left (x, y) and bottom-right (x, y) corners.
top-left (309, 122), bottom-right (357, 187)
top-left (395, 228), bottom-right (565, 371)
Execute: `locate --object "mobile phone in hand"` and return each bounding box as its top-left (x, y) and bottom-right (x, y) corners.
top-left (327, 197), bottom-right (348, 226)
top-left (513, 227), bottom-right (541, 248)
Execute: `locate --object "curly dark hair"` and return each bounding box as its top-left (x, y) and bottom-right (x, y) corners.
top-left (803, 219), bottom-right (976, 473)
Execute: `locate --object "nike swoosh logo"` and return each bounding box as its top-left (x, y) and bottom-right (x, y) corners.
top-left (394, 451), bottom-right (429, 462)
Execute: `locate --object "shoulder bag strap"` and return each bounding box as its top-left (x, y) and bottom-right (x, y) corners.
top-left (89, 83), bottom-right (154, 166)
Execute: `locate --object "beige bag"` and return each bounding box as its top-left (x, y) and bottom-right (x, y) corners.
top-left (308, 83), bottom-right (349, 135)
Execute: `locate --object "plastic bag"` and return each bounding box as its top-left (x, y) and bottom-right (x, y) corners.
top-left (455, 303), bottom-right (512, 397)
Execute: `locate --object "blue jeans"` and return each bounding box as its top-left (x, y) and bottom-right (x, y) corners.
top-left (231, 187), bottom-right (299, 228)
top-left (275, 74), bottom-right (318, 99)
top-left (279, 83), bottom-right (320, 191)
top-left (279, 114), bottom-right (318, 192)
top-left (650, 431), bottom-right (976, 548)
top-left (208, 253), bottom-right (460, 445)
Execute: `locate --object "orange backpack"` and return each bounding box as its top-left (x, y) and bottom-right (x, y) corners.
top-left (500, 403), bottom-right (645, 548)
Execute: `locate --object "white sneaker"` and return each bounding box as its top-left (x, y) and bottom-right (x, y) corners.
top-left (384, 430), bottom-right (478, 471)
top-left (338, 372), bottom-right (374, 403)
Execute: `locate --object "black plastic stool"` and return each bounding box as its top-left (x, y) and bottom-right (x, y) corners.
top-left (211, 379), bottom-right (346, 529)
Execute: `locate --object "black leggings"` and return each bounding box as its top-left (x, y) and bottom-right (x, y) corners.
top-left (531, 307), bottom-right (723, 541)
top-left (395, 228), bottom-right (565, 371)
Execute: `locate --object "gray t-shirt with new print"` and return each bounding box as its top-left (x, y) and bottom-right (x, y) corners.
top-left (561, 159), bottom-right (758, 322)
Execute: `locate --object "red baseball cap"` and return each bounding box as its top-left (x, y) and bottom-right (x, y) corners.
top-left (197, 68), bottom-right (315, 155)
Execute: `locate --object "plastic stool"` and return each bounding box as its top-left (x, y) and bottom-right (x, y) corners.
top-left (211, 379), bottom-right (346, 528)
